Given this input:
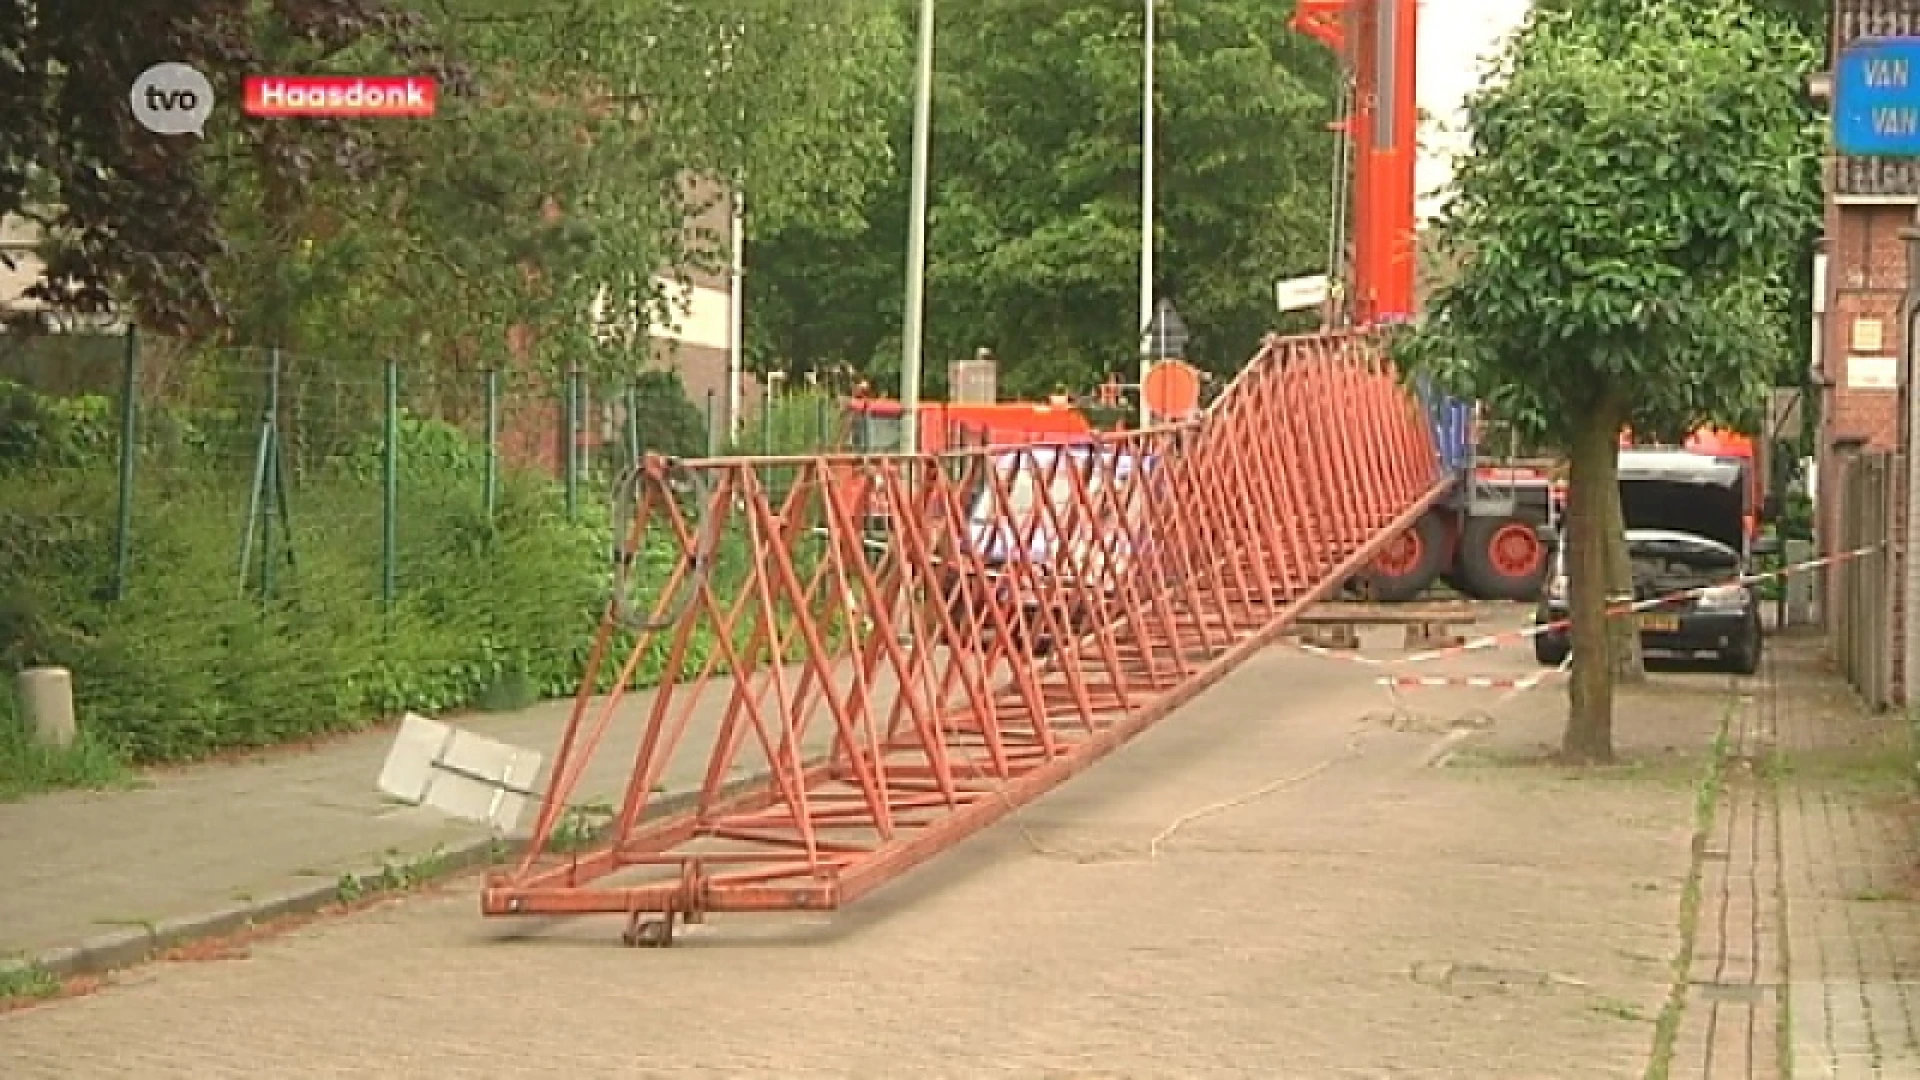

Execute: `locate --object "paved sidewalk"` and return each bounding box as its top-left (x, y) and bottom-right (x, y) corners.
top-left (0, 679), bottom-right (832, 975)
top-left (1666, 629), bottom-right (1920, 1079)
top-left (1773, 638), bottom-right (1920, 1078)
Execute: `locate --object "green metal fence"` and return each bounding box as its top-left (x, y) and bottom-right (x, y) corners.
top-left (0, 328), bottom-right (844, 612)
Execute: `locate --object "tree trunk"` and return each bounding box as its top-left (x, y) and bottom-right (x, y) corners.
top-left (1602, 465), bottom-right (1647, 684)
top-left (1563, 396), bottom-right (1625, 764)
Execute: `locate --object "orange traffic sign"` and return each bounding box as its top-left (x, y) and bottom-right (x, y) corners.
top-left (1142, 359), bottom-right (1201, 418)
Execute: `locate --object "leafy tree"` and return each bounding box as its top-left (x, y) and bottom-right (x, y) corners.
top-left (1399, 0), bottom-right (1820, 761)
top-left (6, 0), bottom-right (903, 404)
top-left (0, 0), bottom-right (456, 335)
top-left (748, 0), bottom-right (1340, 400)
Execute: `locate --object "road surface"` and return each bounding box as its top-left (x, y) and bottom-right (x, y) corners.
top-left (4, 626), bottom-right (1701, 1078)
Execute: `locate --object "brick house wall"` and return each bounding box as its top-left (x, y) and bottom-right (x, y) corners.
top-left (1818, 0), bottom-right (1920, 704)
top-left (1818, 198), bottom-right (1906, 680)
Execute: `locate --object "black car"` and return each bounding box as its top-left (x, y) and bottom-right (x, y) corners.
top-left (1533, 449), bottom-right (1776, 675)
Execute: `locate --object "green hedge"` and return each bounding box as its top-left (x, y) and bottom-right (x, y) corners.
top-left (0, 377), bottom-right (778, 776)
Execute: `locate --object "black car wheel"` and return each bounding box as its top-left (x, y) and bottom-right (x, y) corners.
top-left (1533, 629), bottom-right (1570, 667)
top-left (1721, 613), bottom-right (1763, 676)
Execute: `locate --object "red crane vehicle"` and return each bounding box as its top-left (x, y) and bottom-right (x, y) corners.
top-left (1294, 0), bottom-right (1556, 603)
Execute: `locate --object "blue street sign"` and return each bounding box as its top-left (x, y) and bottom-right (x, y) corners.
top-left (1836, 37), bottom-right (1920, 157)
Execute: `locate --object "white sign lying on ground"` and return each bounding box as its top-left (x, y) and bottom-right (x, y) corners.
top-left (376, 712), bottom-right (545, 833)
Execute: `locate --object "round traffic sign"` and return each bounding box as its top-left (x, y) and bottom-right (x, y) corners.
top-left (1142, 360), bottom-right (1201, 418)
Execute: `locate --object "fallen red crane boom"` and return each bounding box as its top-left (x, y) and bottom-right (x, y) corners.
top-left (481, 329), bottom-right (1448, 944)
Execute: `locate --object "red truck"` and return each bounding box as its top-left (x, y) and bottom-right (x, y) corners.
top-left (842, 397), bottom-right (1097, 454)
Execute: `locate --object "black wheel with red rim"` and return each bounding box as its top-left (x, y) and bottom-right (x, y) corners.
top-left (1360, 511), bottom-right (1446, 602)
top-left (1455, 516), bottom-right (1549, 601)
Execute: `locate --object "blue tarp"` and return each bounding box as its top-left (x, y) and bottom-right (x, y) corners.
top-left (1413, 375), bottom-right (1475, 477)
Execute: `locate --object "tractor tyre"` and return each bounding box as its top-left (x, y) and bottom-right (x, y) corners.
top-left (1359, 510), bottom-right (1448, 603)
top-left (1455, 515), bottom-right (1550, 602)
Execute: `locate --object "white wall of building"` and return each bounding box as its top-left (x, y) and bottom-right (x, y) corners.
top-left (649, 276), bottom-right (733, 354)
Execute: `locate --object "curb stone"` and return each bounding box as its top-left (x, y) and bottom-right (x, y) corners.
top-left (0, 775), bottom-right (757, 987)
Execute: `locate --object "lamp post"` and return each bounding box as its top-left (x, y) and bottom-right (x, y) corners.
top-left (899, 0), bottom-right (937, 455)
top-left (1136, 0), bottom-right (1156, 429)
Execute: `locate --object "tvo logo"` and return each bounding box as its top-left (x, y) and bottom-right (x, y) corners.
top-left (130, 63), bottom-right (215, 136)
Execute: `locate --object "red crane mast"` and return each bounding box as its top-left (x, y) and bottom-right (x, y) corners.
top-left (1292, 0), bottom-right (1420, 326)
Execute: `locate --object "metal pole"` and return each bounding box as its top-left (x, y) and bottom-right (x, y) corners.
top-left (1136, 0), bottom-right (1156, 430)
top-left (625, 384), bottom-right (641, 464)
top-left (564, 363), bottom-right (580, 521)
top-left (110, 324), bottom-right (138, 602)
top-left (484, 368), bottom-right (500, 522)
top-left (382, 357), bottom-right (399, 612)
top-left (1813, 240), bottom-right (1831, 628)
top-left (238, 352), bottom-right (273, 592)
top-left (1899, 218), bottom-right (1920, 704)
top-left (729, 184), bottom-right (747, 444)
top-left (258, 348), bottom-right (282, 600)
top-left (899, 0), bottom-right (937, 456)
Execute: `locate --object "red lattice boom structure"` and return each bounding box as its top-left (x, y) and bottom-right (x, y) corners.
top-left (481, 329), bottom-right (1451, 944)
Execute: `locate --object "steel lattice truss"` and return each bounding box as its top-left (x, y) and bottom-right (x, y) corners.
top-left (481, 329), bottom-right (1449, 945)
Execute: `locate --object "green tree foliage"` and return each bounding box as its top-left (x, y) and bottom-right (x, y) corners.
top-left (1398, 0), bottom-right (1821, 761)
top-left (1538, 0), bottom-right (1828, 410)
top-left (0, 0), bottom-right (454, 334)
top-left (205, 1), bottom-right (906, 392)
top-left (748, 0), bottom-right (1340, 400)
top-left (5, 1), bottom-right (903, 381)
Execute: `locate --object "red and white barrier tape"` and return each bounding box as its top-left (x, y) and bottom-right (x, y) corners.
top-left (1294, 542), bottom-right (1882, 670)
top-left (1376, 656), bottom-right (1573, 700)
top-left (1376, 670), bottom-right (1562, 692)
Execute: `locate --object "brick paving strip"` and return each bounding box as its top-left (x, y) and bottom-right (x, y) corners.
top-left (1665, 684), bottom-right (1786, 1078)
top-left (1775, 641), bottom-right (1920, 1080)
top-left (1666, 630), bottom-right (1920, 1080)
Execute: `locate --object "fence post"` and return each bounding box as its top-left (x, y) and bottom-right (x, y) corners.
top-left (1880, 459), bottom-right (1896, 708)
top-left (382, 357), bottom-right (399, 612)
top-left (238, 349), bottom-right (276, 594)
top-left (484, 367), bottom-right (500, 522)
top-left (706, 390), bottom-right (719, 456)
top-left (1832, 449), bottom-right (1857, 683)
top-left (564, 363), bottom-right (581, 521)
top-left (110, 324), bottom-right (139, 602)
top-left (625, 383), bottom-right (641, 464)
top-left (258, 348), bottom-right (283, 600)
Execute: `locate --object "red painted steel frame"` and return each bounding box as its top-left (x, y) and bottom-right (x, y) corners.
top-left (480, 330), bottom-right (1448, 939)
